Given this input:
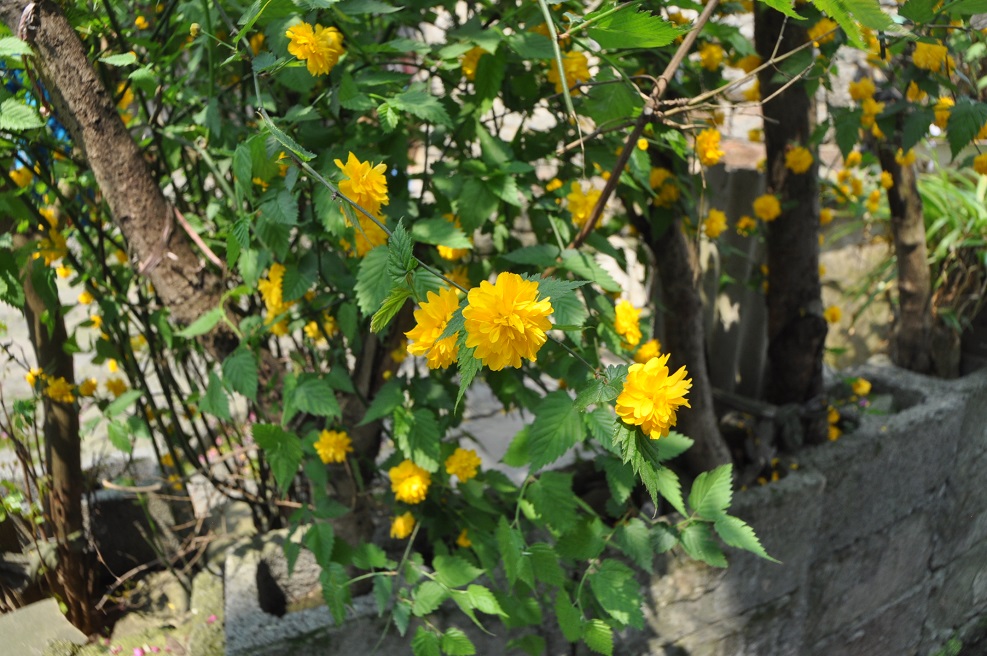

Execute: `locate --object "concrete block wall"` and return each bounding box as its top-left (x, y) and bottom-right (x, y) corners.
top-left (641, 364), bottom-right (987, 656)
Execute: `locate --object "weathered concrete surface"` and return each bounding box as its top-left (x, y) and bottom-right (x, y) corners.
top-left (0, 598), bottom-right (87, 655)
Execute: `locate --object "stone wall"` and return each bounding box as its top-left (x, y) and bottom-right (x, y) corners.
top-left (640, 363), bottom-right (987, 656)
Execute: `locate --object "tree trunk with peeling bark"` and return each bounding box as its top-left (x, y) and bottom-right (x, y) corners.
top-left (755, 7), bottom-right (828, 446)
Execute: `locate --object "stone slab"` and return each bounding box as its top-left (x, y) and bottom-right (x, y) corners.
top-left (0, 598), bottom-right (87, 655)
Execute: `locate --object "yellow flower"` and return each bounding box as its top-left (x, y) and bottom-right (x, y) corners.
top-left (389, 460), bottom-right (431, 504)
top-left (975, 153), bottom-right (987, 176)
top-left (249, 32), bottom-right (265, 56)
top-left (880, 171), bottom-right (894, 189)
top-left (698, 42), bottom-right (724, 71)
top-left (135, 16), bottom-right (149, 30)
top-left (848, 78), bottom-right (875, 102)
top-left (753, 194), bottom-right (782, 222)
top-left (785, 146), bottom-right (813, 174)
top-left (732, 54), bottom-right (762, 73)
top-left (566, 182), bottom-right (603, 228)
top-left (912, 41), bottom-right (952, 73)
top-left (78, 291), bottom-right (94, 305)
top-left (820, 208), bottom-right (834, 225)
top-left (807, 17), bottom-right (838, 45)
top-left (934, 96), bottom-right (954, 130)
top-left (456, 529), bottom-right (472, 548)
top-left (25, 367), bottom-right (42, 387)
top-left (105, 377), bottom-right (128, 398)
top-left (445, 447), bottom-right (481, 482)
top-left (615, 353), bottom-right (692, 440)
top-left (545, 178), bottom-right (563, 192)
top-left (906, 81), bottom-right (927, 102)
top-left (315, 429), bottom-right (353, 464)
top-left (823, 305), bottom-right (842, 323)
top-left (464, 273), bottom-right (553, 371)
top-left (335, 152), bottom-right (389, 256)
top-left (406, 287), bottom-right (461, 370)
top-left (614, 300), bottom-right (642, 348)
top-left (390, 512), bottom-right (416, 539)
top-left (703, 208), bottom-right (728, 239)
top-left (78, 378), bottom-right (98, 397)
top-left (461, 46), bottom-right (488, 81)
top-left (696, 129), bottom-right (724, 167)
top-left (547, 50), bottom-right (591, 95)
top-left (649, 168), bottom-right (680, 207)
top-left (736, 215), bottom-right (757, 236)
top-left (285, 22), bottom-right (345, 76)
top-left (437, 215), bottom-right (471, 261)
top-left (634, 338), bottom-right (661, 364)
top-left (896, 148), bottom-right (916, 166)
top-left (10, 166), bottom-right (33, 188)
top-left (851, 378), bottom-right (872, 396)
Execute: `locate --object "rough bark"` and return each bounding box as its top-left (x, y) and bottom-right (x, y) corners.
top-left (0, 0), bottom-right (231, 355)
top-left (755, 7), bottom-right (828, 445)
top-left (650, 221), bottom-right (733, 474)
top-left (876, 144), bottom-right (940, 374)
top-left (16, 236), bottom-right (97, 634)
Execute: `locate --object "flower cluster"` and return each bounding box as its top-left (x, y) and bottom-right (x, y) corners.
top-left (286, 22), bottom-right (345, 76)
top-left (463, 273), bottom-right (553, 371)
top-left (616, 354), bottom-right (692, 440)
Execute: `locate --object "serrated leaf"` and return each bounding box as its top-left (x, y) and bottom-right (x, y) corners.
top-left (223, 348), bottom-right (259, 401)
top-left (587, 559), bottom-right (643, 628)
top-left (253, 424), bottom-right (303, 492)
top-left (680, 522), bottom-right (728, 568)
top-left (440, 628), bottom-right (476, 656)
top-left (527, 391), bottom-right (586, 470)
top-left (946, 99), bottom-right (987, 159)
top-left (715, 515), bottom-right (779, 562)
top-left (200, 371), bottom-right (231, 420)
top-left (527, 471), bottom-right (579, 532)
top-left (688, 464), bottom-right (733, 520)
top-left (0, 36), bottom-right (33, 58)
top-left (99, 52), bottom-right (138, 66)
top-left (412, 580), bottom-right (448, 617)
top-left (355, 246), bottom-right (391, 315)
top-left (176, 307), bottom-right (224, 338)
top-left (0, 99), bottom-right (45, 131)
top-left (555, 593), bottom-right (583, 642)
top-left (304, 522), bottom-right (335, 569)
top-left (371, 286), bottom-right (412, 333)
top-left (587, 8), bottom-right (685, 48)
top-left (412, 627), bottom-right (441, 656)
top-left (582, 619), bottom-right (614, 655)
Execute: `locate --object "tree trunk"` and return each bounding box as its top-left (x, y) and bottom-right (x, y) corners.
top-left (876, 143), bottom-right (941, 374)
top-left (755, 7), bottom-right (828, 445)
top-left (0, 0), bottom-right (232, 356)
top-left (651, 221), bottom-right (733, 474)
top-left (16, 237), bottom-right (97, 634)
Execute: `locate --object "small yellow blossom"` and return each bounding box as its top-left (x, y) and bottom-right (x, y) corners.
top-left (456, 529), bottom-right (472, 548)
top-left (703, 208), bottom-right (728, 239)
top-left (285, 22), bottom-right (345, 76)
top-left (389, 460), bottom-right (431, 504)
top-left (823, 305), bottom-right (842, 323)
top-left (390, 512), bottom-right (415, 539)
top-left (406, 287), bottom-right (460, 370)
top-left (547, 50), bottom-right (591, 95)
top-left (753, 194), bottom-right (782, 222)
top-left (614, 300), bottom-right (643, 348)
top-left (445, 447), bottom-right (481, 482)
top-left (463, 273), bottom-right (553, 371)
top-left (785, 146), bottom-right (813, 174)
top-left (851, 378), bottom-right (872, 396)
top-left (695, 129), bottom-right (724, 167)
top-left (615, 353), bottom-right (692, 440)
top-left (634, 338), bottom-right (662, 364)
top-left (315, 429), bottom-right (353, 464)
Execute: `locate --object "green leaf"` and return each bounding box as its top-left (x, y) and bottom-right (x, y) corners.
top-left (320, 562), bottom-right (350, 624)
top-left (200, 371), bottom-right (231, 420)
top-left (527, 471), bottom-right (579, 532)
top-left (412, 580), bottom-right (448, 617)
top-left (107, 421), bottom-right (133, 454)
top-left (253, 424), bottom-right (303, 492)
top-left (555, 593), bottom-right (583, 642)
top-left (433, 555), bottom-right (483, 588)
top-left (440, 628), bottom-right (476, 656)
top-left (582, 619), bottom-right (614, 656)
top-left (412, 627), bottom-right (441, 656)
top-left (371, 286), bottom-right (412, 333)
top-left (0, 36), bottom-right (33, 58)
top-left (586, 7), bottom-right (685, 48)
top-left (304, 522), bottom-right (335, 569)
top-left (290, 375), bottom-right (341, 419)
top-left (680, 522), bottom-right (728, 568)
top-left (176, 307), bottom-right (223, 338)
top-left (587, 559), bottom-right (643, 628)
top-left (258, 111), bottom-right (315, 162)
top-left (359, 379), bottom-right (404, 425)
top-left (411, 218), bottom-right (472, 249)
top-left (463, 585), bottom-right (507, 616)
top-left (560, 251), bottom-right (621, 293)
top-left (946, 99), bottom-right (987, 159)
top-left (527, 391), bottom-right (586, 470)
top-left (615, 518), bottom-right (655, 573)
top-left (355, 246), bottom-right (391, 315)
top-left (389, 86), bottom-right (452, 126)
top-left (688, 464), bottom-right (733, 520)
top-left (99, 52), bottom-right (138, 66)
top-left (223, 348), bottom-right (259, 401)
top-left (0, 99), bottom-right (45, 131)
top-left (714, 515), bottom-right (779, 562)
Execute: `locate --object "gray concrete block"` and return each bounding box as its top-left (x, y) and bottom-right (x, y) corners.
top-left (0, 598), bottom-right (87, 655)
